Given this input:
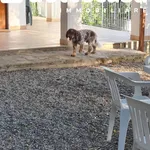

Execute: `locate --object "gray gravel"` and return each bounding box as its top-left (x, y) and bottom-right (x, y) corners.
top-left (0, 63), bottom-right (149, 150)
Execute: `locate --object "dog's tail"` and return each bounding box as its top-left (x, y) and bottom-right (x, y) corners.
top-left (95, 39), bottom-right (103, 48)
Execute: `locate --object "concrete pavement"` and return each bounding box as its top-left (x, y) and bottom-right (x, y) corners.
top-left (0, 47), bottom-right (146, 72)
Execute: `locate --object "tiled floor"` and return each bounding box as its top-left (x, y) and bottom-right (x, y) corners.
top-left (0, 17), bottom-right (60, 51)
top-left (0, 17), bottom-right (130, 51)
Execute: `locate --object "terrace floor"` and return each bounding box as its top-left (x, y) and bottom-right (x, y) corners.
top-left (0, 17), bottom-right (130, 51)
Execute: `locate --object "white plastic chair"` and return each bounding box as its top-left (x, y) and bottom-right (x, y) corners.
top-left (143, 56), bottom-right (150, 74)
top-left (102, 66), bottom-right (150, 150)
top-left (125, 95), bottom-right (150, 150)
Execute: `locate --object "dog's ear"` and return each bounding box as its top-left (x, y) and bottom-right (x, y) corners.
top-left (75, 31), bottom-right (81, 42)
top-left (66, 30), bottom-right (69, 38)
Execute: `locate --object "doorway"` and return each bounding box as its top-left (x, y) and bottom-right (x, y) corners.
top-left (0, 2), bottom-right (8, 29)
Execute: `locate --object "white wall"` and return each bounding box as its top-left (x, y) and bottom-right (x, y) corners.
top-left (8, 1), bottom-right (26, 27)
top-left (37, 1), bottom-right (47, 17)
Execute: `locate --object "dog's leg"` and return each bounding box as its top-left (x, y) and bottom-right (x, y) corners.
top-left (85, 43), bottom-right (92, 55)
top-left (79, 44), bottom-right (84, 53)
top-left (71, 44), bottom-right (77, 57)
top-left (91, 44), bottom-right (96, 54)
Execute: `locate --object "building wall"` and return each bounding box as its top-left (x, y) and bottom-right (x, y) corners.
top-left (8, 1), bottom-right (26, 29)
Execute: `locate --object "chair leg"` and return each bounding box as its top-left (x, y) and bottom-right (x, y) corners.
top-left (132, 142), bottom-right (136, 150)
top-left (107, 106), bottom-right (117, 141)
top-left (118, 109), bottom-right (130, 150)
top-left (132, 141), bottom-right (139, 150)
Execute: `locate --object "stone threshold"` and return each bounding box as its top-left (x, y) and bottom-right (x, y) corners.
top-left (0, 45), bottom-right (68, 56)
top-left (0, 48), bottom-right (146, 72)
top-left (0, 29), bottom-right (10, 32)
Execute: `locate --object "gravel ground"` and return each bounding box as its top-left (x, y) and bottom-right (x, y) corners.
top-left (0, 62), bottom-right (150, 150)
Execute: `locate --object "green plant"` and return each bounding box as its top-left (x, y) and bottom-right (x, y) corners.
top-left (82, 0), bottom-right (102, 26)
top-left (30, 2), bottom-right (38, 16)
top-left (81, 1), bottom-right (130, 30)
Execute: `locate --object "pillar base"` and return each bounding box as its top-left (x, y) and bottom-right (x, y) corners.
top-left (130, 35), bottom-right (150, 41)
top-left (60, 39), bottom-right (68, 45)
top-left (130, 35), bottom-right (139, 40)
top-left (46, 18), bottom-right (60, 22)
top-left (145, 36), bottom-right (150, 40)
top-left (9, 25), bottom-right (27, 30)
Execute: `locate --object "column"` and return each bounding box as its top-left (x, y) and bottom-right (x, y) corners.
top-left (60, 0), bottom-right (82, 45)
top-left (8, 1), bottom-right (26, 30)
top-left (130, 0), bottom-right (140, 40)
top-left (46, 0), bottom-right (60, 22)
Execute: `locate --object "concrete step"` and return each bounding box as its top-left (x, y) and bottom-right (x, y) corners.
top-left (0, 45), bottom-right (68, 56)
top-left (0, 48), bottom-right (146, 72)
top-left (102, 40), bottom-right (150, 53)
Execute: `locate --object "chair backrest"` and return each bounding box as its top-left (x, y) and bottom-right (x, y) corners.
top-left (102, 67), bottom-right (122, 108)
top-left (102, 66), bottom-right (143, 107)
top-left (125, 96), bottom-right (150, 150)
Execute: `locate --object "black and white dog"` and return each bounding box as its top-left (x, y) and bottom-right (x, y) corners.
top-left (66, 28), bottom-right (99, 57)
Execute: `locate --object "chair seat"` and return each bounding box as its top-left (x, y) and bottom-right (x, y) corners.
top-left (121, 96), bottom-right (150, 109)
top-left (133, 96), bottom-right (150, 104)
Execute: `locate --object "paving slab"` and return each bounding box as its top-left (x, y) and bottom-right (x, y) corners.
top-left (0, 48), bottom-right (146, 72)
